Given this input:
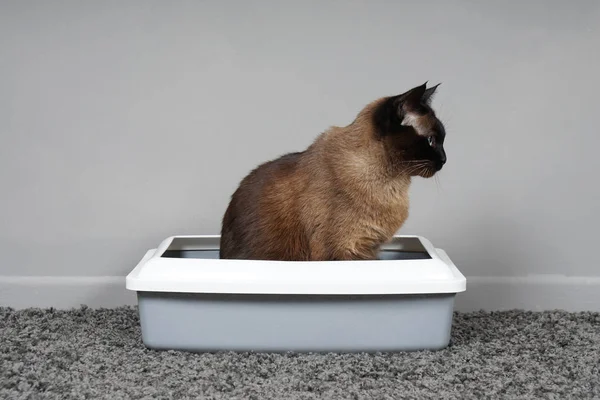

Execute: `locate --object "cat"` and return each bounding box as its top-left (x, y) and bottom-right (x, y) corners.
top-left (220, 82), bottom-right (446, 261)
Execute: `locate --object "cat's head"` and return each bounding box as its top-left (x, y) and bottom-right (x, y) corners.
top-left (371, 83), bottom-right (447, 178)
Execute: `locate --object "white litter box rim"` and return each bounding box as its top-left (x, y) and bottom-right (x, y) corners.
top-left (125, 235), bottom-right (466, 295)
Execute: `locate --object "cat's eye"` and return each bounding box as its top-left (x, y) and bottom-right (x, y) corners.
top-left (428, 136), bottom-right (436, 147)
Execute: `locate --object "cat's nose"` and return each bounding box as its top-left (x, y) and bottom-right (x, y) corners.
top-left (435, 151), bottom-right (446, 171)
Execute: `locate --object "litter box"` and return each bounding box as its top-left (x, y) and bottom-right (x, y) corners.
top-left (126, 235), bottom-right (466, 353)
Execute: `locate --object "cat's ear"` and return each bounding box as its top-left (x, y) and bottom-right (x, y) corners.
top-left (397, 83), bottom-right (427, 111)
top-left (394, 83), bottom-right (427, 128)
top-left (373, 83), bottom-right (432, 135)
top-left (422, 83), bottom-right (440, 104)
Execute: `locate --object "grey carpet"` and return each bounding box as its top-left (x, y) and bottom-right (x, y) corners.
top-left (1, 307), bottom-right (599, 400)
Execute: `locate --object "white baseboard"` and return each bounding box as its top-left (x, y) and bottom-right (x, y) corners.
top-left (455, 275), bottom-right (600, 312)
top-left (0, 276), bottom-right (137, 310)
top-left (1, 275), bottom-right (599, 311)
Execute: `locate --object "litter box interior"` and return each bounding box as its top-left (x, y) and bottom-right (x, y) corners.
top-left (159, 236), bottom-right (432, 261)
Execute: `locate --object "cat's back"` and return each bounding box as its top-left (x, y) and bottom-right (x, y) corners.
top-left (235, 151), bottom-right (305, 195)
top-left (220, 151), bottom-right (310, 259)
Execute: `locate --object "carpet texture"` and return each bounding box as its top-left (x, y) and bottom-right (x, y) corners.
top-left (1, 307), bottom-right (599, 399)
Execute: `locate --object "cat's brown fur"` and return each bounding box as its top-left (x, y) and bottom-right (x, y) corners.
top-left (220, 83), bottom-right (447, 260)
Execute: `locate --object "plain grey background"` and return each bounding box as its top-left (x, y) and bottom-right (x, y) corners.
top-left (1, 1), bottom-right (599, 293)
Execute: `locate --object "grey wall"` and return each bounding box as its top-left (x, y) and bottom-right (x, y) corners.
top-left (1, 1), bottom-right (599, 309)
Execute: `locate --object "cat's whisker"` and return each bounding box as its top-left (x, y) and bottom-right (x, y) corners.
top-left (434, 172), bottom-right (443, 193)
top-left (413, 167), bottom-right (427, 176)
top-left (405, 164), bottom-right (428, 175)
top-left (406, 161), bottom-right (436, 177)
top-left (400, 163), bottom-right (423, 172)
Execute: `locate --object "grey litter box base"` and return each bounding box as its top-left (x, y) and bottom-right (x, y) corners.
top-left (137, 292), bottom-right (456, 353)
